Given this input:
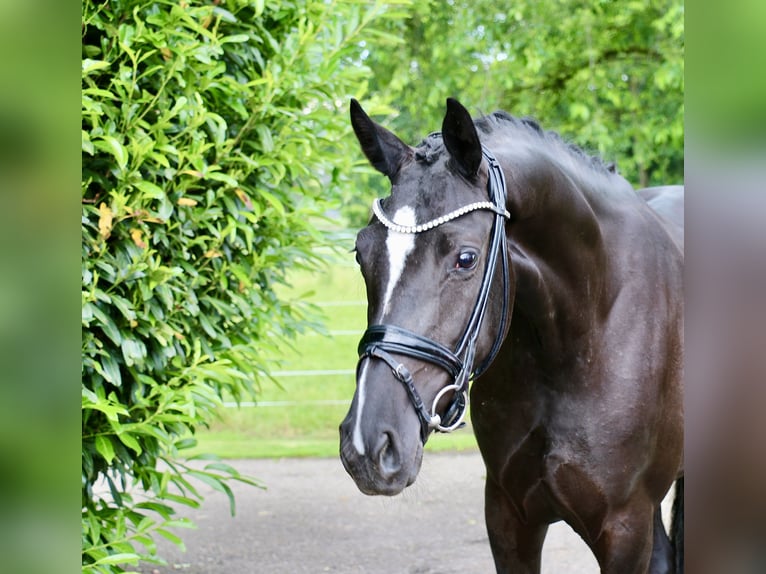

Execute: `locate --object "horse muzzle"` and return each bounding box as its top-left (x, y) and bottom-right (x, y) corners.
top-left (339, 415), bottom-right (423, 496)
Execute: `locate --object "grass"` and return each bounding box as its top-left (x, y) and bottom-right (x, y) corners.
top-left (191, 250), bottom-right (479, 459)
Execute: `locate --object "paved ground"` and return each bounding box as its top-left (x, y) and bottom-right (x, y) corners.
top-left (138, 452), bottom-right (600, 573)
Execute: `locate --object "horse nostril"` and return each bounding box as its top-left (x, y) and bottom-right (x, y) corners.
top-left (376, 432), bottom-right (401, 478)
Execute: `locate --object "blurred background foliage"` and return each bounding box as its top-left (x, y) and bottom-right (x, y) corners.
top-left (81, 0), bottom-right (682, 570)
top-left (351, 0), bottom-right (684, 222)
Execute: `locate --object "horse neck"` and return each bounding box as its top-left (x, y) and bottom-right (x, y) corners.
top-left (503, 155), bottom-right (634, 362)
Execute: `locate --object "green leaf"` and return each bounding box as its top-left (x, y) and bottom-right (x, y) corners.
top-left (253, 0), bottom-right (265, 17)
top-left (82, 58), bottom-right (111, 76)
top-left (257, 189), bottom-right (286, 216)
top-left (212, 6), bottom-right (238, 23)
top-left (92, 552), bottom-right (140, 566)
top-left (161, 493), bottom-right (201, 509)
top-left (134, 501), bottom-right (174, 519)
top-left (82, 387), bottom-right (129, 419)
top-left (255, 124), bottom-right (274, 152)
top-left (188, 472), bottom-right (237, 516)
top-left (116, 431), bottom-right (142, 455)
top-left (93, 136), bottom-right (129, 170)
top-left (134, 181), bottom-right (166, 200)
top-left (110, 294), bottom-right (137, 322)
top-left (221, 34), bottom-right (249, 44)
top-left (101, 353), bottom-right (123, 386)
top-left (174, 437), bottom-right (198, 450)
top-left (121, 338), bottom-right (146, 368)
top-left (95, 435), bottom-right (116, 464)
top-left (155, 528), bottom-right (185, 549)
top-left (205, 171), bottom-right (239, 187)
top-left (82, 130), bottom-right (95, 155)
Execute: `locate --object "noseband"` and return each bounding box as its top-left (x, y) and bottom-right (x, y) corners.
top-left (357, 145), bottom-right (511, 444)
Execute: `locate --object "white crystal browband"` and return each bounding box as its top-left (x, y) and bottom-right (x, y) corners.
top-left (371, 199), bottom-right (510, 234)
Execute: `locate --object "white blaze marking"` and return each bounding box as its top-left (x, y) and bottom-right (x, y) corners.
top-left (381, 206), bottom-right (417, 317)
top-left (352, 206), bottom-right (416, 456)
top-left (353, 360), bottom-right (370, 455)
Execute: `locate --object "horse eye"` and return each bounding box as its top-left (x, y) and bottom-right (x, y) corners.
top-left (456, 250), bottom-right (478, 270)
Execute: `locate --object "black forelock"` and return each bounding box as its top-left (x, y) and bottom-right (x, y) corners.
top-left (413, 133), bottom-right (445, 165)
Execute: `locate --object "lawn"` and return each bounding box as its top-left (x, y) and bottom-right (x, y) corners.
top-left (192, 249), bottom-right (479, 459)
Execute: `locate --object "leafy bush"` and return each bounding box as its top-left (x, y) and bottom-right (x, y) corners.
top-left (81, 0), bottom-right (404, 570)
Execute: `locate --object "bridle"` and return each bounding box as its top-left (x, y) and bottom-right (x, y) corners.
top-left (357, 144), bottom-right (511, 444)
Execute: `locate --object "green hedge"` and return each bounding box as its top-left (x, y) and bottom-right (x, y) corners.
top-left (81, 1), bottom-right (404, 570)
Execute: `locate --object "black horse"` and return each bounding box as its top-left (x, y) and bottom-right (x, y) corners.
top-left (339, 98), bottom-right (683, 574)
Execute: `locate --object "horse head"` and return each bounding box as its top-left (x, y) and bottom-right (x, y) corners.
top-left (339, 99), bottom-right (514, 495)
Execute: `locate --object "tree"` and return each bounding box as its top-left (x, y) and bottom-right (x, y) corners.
top-left (362, 0), bottom-right (683, 188)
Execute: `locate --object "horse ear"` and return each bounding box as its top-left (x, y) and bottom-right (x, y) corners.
top-left (442, 97), bottom-right (482, 178)
top-left (350, 99), bottom-right (410, 179)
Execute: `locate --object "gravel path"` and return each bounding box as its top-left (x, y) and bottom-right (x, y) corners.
top-left (138, 451), bottom-right (599, 573)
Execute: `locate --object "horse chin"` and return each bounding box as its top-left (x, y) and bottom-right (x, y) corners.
top-left (339, 433), bottom-right (424, 497)
top-left (355, 471), bottom-right (418, 496)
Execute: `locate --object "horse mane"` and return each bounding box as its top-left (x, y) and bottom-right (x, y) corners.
top-left (415, 110), bottom-right (617, 176)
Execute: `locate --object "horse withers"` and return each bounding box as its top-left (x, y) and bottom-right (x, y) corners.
top-left (339, 98), bottom-right (683, 574)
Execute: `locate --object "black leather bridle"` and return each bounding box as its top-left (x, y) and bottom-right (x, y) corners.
top-left (357, 144), bottom-right (511, 444)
